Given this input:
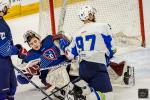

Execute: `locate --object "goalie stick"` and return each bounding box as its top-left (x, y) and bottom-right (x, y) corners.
top-left (42, 77), bottom-right (81, 100)
top-left (57, 0), bottom-right (67, 34)
top-left (13, 66), bottom-right (52, 100)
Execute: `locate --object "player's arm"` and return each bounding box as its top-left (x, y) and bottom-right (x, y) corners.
top-left (54, 32), bottom-right (78, 59)
top-left (0, 38), bottom-right (19, 57)
top-left (64, 38), bottom-right (78, 60)
top-left (52, 32), bottom-right (70, 42)
top-left (15, 44), bottom-right (28, 59)
top-left (54, 33), bottom-right (70, 52)
top-left (101, 24), bottom-right (116, 65)
top-left (101, 34), bottom-right (113, 58)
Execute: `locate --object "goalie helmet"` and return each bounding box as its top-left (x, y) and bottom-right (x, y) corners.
top-left (0, 0), bottom-right (10, 14)
top-left (23, 30), bottom-right (41, 43)
top-left (78, 5), bottom-right (96, 21)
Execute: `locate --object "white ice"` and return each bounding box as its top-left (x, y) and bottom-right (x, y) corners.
top-left (6, 11), bottom-right (150, 100)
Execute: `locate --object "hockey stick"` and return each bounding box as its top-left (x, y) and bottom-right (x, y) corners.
top-left (13, 66), bottom-right (52, 100)
top-left (57, 0), bottom-right (67, 33)
top-left (42, 77), bottom-right (81, 100)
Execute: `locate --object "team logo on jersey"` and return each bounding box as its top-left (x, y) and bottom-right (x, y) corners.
top-left (42, 48), bottom-right (58, 60)
top-left (0, 32), bottom-right (6, 40)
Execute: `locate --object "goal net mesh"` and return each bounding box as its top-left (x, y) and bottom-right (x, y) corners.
top-left (39, 0), bottom-right (143, 47)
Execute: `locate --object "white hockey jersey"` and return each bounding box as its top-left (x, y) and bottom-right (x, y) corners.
top-left (66, 22), bottom-right (113, 65)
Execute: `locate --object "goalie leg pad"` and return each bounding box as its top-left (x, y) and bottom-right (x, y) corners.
top-left (109, 61), bottom-right (125, 76)
top-left (46, 66), bottom-right (70, 88)
top-left (108, 61), bottom-right (135, 86)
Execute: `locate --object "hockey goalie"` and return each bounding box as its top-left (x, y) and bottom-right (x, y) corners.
top-left (15, 30), bottom-right (71, 93)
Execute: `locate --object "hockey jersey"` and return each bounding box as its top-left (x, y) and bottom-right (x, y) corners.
top-left (0, 17), bottom-right (17, 93)
top-left (23, 35), bottom-right (67, 70)
top-left (66, 23), bottom-right (113, 65)
top-left (0, 17), bottom-right (18, 57)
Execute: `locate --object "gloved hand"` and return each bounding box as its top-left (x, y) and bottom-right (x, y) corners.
top-left (15, 44), bottom-right (22, 50)
top-left (26, 65), bottom-right (40, 75)
top-left (15, 44), bottom-right (28, 59)
top-left (53, 31), bottom-right (69, 40)
top-left (25, 59), bottom-right (41, 75)
top-left (59, 38), bottom-right (70, 51)
top-left (17, 70), bottom-right (33, 84)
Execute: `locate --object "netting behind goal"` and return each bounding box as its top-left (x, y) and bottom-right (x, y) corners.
top-left (39, 0), bottom-right (145, 47)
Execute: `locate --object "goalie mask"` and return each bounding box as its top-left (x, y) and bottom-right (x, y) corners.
top-left (78, 5), bottom-right (96, 21)
top-left (23, 30), bottom-right (41, 43)
top-left (0, 0), bottom-right (10, 15)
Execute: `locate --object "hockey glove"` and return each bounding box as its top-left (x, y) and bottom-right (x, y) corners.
top-left (53, 32), bottom-right (69, 41)
top-left (59, 38), bottom-right (70, 51)
top-left (17, 70), bottom-right (33, 84)
top-left (15, 44), bottom-right (22, 50)
top-left (26, 65), bottom-right (40, 75)
top-left (15, 44), bottom-right (28, 59)
top-left (25, 59), bottom-right (41, 75)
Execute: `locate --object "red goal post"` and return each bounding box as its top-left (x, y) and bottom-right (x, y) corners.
top-left (39, 0), bottom-right (145, 47)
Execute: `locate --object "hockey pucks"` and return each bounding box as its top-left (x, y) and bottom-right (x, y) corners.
top-left (138, 88), bottom-right (149, 98)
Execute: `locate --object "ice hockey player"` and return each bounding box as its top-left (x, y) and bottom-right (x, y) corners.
top-left (0, 0), bottom-right (20, 99)
top-left (16, 30), bottom-right (70, 90)
top-left (59, 5), bottom-right (113, 100)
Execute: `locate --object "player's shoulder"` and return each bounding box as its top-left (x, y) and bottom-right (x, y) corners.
top-left (94, 23), bottom-right (112, 35)
top-left (43, 35), bottom-right (53, 41)
top-left (27, 49), bottom-right (34, 55)
top-left (42, 35), bottom-right (53, 43)
top-left (28, 48), bottom-right (40, 56)
top-left (26, 49), bottom-right (39, 58)
top-left (24, 49), bottom-right (40, 63)
top-left (41, 35), bottom-right (54, 48)
top-left (93, 23), bottom-right (111, 29)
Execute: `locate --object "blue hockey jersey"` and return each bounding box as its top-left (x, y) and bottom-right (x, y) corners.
top-left (0, 17), bottom-right (17, 93)
top-left (0, 17), bottom-right (19, 57)
top-left (23, 35), bottom-right (67, 70)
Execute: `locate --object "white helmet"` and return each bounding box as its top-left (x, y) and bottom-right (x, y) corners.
top-left (78, 5), bottom-right (96, 21)
top-left (23, 30), bottom-right (41, 43)
top-left (0, 0), bottom-right (10, 12)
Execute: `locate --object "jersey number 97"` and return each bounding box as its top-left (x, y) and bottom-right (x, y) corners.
top-left (76, 34), bottom-right (96, 51)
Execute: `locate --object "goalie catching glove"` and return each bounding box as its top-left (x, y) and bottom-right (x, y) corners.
top-left (25, 59), bottom-right (41, 75)
top-left (17, 70), bottom-right (33, 84)
top-left (26, 65), bottom-right (40, 75)
top-left (17, 60), bottom-right (40, 84)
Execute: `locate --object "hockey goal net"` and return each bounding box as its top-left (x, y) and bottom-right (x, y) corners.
top-left (39, 0), bottom-right (145, 47)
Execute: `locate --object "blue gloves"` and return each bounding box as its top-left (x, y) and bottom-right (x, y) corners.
top-left (59, 38), bottom-right (70, 51)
